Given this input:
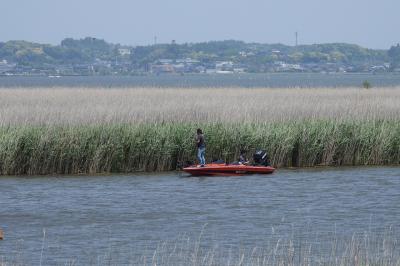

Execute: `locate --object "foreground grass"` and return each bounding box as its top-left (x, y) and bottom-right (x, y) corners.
top-left (1, 230), bottom-right (399, 265)
top-left (135, 233), bottom-right (400, 266)
top-left (0, 121), bottom-right (398, 175)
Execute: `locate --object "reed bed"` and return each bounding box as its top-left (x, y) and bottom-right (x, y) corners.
top-left (0, 121), bottom-right (398, 175)
top-left (0, 87), bottom-right (399, 125)
top-left (0, 87), bottom-right (399, 174)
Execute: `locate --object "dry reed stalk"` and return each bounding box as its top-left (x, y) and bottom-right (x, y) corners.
top-left (0, 87), bottom-right (399, 125)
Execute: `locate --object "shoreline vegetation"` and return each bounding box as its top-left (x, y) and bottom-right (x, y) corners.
top-left (0, 88), bottom-right (399, 175)
top-left (0, 121), bottom-right (398, 175)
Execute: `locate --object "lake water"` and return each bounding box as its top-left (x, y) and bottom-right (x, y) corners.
top-left (0, 167), bottom-right (399, 265)
top-left (1, 73), bottom-right (400, 88)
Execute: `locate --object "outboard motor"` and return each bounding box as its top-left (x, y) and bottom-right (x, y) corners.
top-left (253, 150), bottom-right (270, 166)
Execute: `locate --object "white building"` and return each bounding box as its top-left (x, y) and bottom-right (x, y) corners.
top-left (0, 60), bottom-right (16, 74)
top-left (118, 48), bottom-right (131, 56)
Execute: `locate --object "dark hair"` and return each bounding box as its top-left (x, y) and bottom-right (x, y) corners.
top-left (197, 128), bottom-right (203, 134)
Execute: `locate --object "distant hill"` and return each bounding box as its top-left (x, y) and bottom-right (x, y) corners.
top-left (0, 37), bottom-right (399, 75)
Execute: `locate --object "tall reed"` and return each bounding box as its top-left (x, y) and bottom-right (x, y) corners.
top-left (0, 121), bottom-right (398, 175)
top-left (0, 88), bottom-right (399, 125)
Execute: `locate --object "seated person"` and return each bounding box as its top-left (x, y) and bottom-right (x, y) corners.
top-left (238, 150), bottom-right (249, 165)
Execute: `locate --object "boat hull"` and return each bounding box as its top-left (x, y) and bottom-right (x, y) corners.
top-left (183, 163), bottom-right (275, 176)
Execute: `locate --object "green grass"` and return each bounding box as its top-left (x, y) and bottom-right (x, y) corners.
top-left (0, 120), bottom-right (399, 175)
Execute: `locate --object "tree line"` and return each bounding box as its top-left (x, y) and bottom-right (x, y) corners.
top-left (0, 37), bottom-right (399, 70)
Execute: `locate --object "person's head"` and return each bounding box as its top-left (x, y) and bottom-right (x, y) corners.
top-left (197, 128), bottom-right (203, 135)
top-left (240, 149), bottom-right (247, 155)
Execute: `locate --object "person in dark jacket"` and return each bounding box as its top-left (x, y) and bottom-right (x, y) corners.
top-left (196, 128), bottom-right (206, 167)
top-left (238, 149), bottom-right (249, 165)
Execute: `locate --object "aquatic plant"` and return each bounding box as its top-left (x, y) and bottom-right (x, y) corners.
top-left (0, 120), bottom-right (398, 175)
top-left (0, 87), bottom-right (399, 126)
top-left (1, 229), bottom-right (399, 265)
top-left (139, 231), bottom-right (400, 266)
top-left (0, 87), bottom-right (398, 174)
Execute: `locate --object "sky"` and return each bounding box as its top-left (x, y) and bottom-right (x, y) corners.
top-left (1, 0), bottom-right (399, 49)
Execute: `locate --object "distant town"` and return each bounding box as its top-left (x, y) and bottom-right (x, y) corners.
top-left (1, 37), bottom-right (400, 76)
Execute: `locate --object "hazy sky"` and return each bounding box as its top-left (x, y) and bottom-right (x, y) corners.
top-left (1, 0), bottom-right (399, 49)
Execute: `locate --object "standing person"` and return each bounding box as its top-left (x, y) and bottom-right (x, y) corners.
top-left (196, 128), bottom-right (206, 167)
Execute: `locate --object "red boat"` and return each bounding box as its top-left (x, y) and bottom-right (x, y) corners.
top-left (183, 163), bottom-right (275, 176)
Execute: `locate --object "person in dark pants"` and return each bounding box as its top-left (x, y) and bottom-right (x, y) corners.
top-left (196, 128), bottom-right (206, 167)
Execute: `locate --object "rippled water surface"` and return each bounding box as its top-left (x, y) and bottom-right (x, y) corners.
top-left (0, 167), bottom-right (399, 265)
